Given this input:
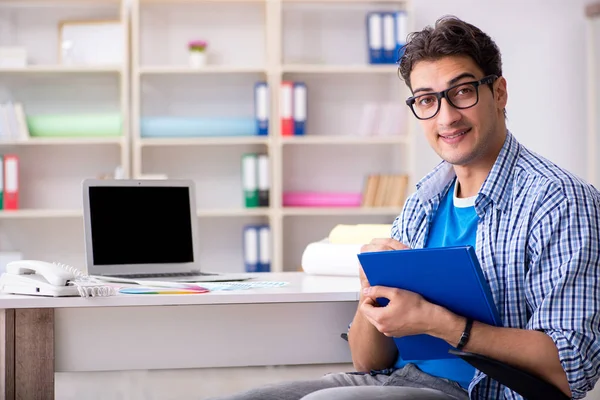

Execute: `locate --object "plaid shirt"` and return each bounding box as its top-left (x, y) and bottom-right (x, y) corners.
top-left (391, 131), bottom-right (600, 399)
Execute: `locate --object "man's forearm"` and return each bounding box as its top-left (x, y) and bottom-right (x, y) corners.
top-left (348, 299), bottom-right (397, 372)
top-left (431, 306), bottom-right (571, 397)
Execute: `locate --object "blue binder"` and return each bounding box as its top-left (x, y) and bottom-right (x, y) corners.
top-left (243, 225), bottom-right (259, 273)
top-left (366, 12), bottom-right (384, 64)
top-left (357, 245), bottom-right (502, 361)
top-left (257, 224), bottom-right (271, 272)
top-left (254, 82), bottom-right (269, 136)
top-left (395, 11), bottom-right (408, 63)
top-left (293, 82), bottom-right (307, 136)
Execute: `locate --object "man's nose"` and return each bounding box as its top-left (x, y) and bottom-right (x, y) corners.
top-left (436, 97), bottom-right (462, 126)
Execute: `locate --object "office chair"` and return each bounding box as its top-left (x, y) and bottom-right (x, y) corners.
top-left (340, 333), bottom-right (570, 400)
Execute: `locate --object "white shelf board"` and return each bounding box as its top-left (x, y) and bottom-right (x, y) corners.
top-left (140, 0), bottom-right (264, 3)
top-left (139, 137), bottom-right (269, 147)
top-left (0, 66), bottom-right (123, 74)
top-left (282, 207), bottom-right (402, 216)
top-left (197, 208), bottom-right (270, 217)
top-left (0, 209), bottom-right (82, 219)
top-left (283, 0), bottom-right (406, 2)
top-left (0, 137), bottom-right (125, 146)
top-left (0, 0), bottom-right (120, 5)
top-left (138, 66), bottom-right (266, 75)
top-left (282, 64), bottom-right (399, 74)
top-left (0, 208), bottom-right (270, 219)
top-left (280, 135), bottom-right (409, 145)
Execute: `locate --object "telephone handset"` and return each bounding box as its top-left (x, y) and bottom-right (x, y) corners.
top-left (0, 260), bottom-right (117, 298)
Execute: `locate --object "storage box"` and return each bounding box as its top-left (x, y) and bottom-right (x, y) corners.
top-left (27, 113), bottom-right (122, 137)
top-left (0, 47), bottom-right (27, 68)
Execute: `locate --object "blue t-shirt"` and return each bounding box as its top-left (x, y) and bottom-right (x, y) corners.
top-left (394, 179), bottom-right (478, 389)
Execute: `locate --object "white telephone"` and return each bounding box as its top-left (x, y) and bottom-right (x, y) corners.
top-left (0, 260), bottom-right (117, 298)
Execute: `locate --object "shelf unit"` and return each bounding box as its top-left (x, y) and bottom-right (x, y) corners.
top-left (130, 0), bottom-right (414, 273)
top-left (0, 0), bottom-right (130, 268)
top-left (0, 0), bottom-right (414, 273)
top-left (587, 2), bottom-right (600, 188)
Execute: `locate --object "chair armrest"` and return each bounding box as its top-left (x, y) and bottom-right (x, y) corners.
top-left (448, 349), bottom-right (570, 400)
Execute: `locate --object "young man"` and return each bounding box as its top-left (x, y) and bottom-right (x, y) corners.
top-left (213, 16), bottom-right (600, 400)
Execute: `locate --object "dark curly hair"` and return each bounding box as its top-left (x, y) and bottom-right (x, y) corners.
top-left (398, 16), bottom-right (503, 91)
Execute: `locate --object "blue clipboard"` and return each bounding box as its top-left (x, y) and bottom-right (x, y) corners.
top-left (357, 245), bottom-right (502, 361)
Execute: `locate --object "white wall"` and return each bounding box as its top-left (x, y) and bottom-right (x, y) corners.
top-left (411, 3), bottom-right (600, 397)
top-left (410, 0), bottom-right (592, 183)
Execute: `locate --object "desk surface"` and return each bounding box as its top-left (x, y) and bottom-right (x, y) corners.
top-left (0, 272), bottom-right (360, 309)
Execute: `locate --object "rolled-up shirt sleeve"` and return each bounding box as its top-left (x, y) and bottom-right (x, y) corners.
top-left (525, 186), bottom-right (600, 399)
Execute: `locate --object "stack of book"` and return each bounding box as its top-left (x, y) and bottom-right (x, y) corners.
top-left (361, 174), bottom-right (408, 207)
top-left (0, 102), bottom-right (30, 141)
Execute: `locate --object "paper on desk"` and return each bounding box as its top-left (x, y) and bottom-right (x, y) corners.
top-left (193, 281), bottom-right (290, 291)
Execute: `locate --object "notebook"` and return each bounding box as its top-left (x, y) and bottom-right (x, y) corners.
top-left (357, 245), bottom-right (502, 360)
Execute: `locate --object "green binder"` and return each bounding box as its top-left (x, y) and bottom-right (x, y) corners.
top-left (242, 153), bottom-right (259, 208)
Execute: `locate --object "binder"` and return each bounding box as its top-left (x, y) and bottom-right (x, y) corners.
top-left (257, 154), bottom-right (270, 207)
top-left (357, 245), bottom-right (502, 361)
top-left (254, 82), bottom-right (269, 136)
top-left (243, 225), bottom-right (259, 273)
top-left (258, 225), bottom-right (271, 272)
top-left (0, 155), bottom-right (3, 209)
top-left (366, 12), bottom-right (383, 64)
top-left (280, 81), bottom-right (294, 136)
top-left (241, 153), bottom-right (259, 208)
top-left (395, 11), bottom-right (408, 61)
top-left (382, 12), bottom-right (396, 63)
top-left (3, 155), bottom-right (18, 210)
top-left (293, 82), bottom-right (307, 136)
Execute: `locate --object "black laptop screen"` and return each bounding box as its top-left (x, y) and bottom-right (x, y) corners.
top-left (88, 186), bottom-right (194, 265)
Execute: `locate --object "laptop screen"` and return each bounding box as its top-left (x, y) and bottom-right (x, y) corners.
top-left (88, 186), bottom-right (194, 265)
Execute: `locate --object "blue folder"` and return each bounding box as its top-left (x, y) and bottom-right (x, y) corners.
top-left (357, 245), bottom-right (502, 360)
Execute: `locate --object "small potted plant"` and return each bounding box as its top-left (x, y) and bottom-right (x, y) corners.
top-left (188, 40), bottom-right (208, 68)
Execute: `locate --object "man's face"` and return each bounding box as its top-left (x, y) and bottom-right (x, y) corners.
top-left (408, 56), bottom-right (507, 167)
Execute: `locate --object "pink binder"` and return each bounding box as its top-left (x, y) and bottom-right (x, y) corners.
top-left (282, 192), bottom-right (362, 207)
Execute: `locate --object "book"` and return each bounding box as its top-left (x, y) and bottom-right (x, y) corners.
top-left (357, 245), bottom-right (503, 360)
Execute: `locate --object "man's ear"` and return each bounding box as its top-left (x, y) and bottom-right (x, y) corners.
top-left (495, 77), bottom-right (508, 111)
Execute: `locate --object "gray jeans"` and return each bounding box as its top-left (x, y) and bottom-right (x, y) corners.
top-left (208, 364), bottom-right (469, 400)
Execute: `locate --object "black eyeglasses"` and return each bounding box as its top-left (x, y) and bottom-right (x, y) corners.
top-left (406, 75), bottom-right (498, 120)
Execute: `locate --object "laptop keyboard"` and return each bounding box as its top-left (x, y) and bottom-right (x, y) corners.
top-left (120, 271), bottom-right (217, 279)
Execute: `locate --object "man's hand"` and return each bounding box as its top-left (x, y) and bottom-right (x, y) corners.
top-left (348, 237), bottom-right (409, 372)
top-left (361, 286), bottom-right (439, 338)
top-left (359, 238), bottom-right (409, 289)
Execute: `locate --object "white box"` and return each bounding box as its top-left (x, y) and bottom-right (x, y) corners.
top-left (0, 47), bottom-right (27, 68)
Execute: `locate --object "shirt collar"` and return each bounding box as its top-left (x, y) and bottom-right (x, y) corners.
top-left (415, 130), bottom-right (520, 214)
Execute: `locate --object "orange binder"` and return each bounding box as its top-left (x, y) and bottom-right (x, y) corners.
top-left (280, 81), bottom-right (294, 136)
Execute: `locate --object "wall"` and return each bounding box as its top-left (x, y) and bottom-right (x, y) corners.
top-left (410, 0), bottom-right (592, 184)
top-left (411, 2), bottom-right (600, 398)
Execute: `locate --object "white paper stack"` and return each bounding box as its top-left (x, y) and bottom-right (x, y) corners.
top-left (301, 224), bottom-right (393, 277)
top-left (301, 239), bottom-right (363, 277)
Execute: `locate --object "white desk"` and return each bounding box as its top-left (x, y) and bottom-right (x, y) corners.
top-left (0, 272), bottom-right (360, 399)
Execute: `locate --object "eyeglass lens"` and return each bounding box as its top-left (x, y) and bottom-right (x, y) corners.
top-left (412, 82), bottom-right (479, 120)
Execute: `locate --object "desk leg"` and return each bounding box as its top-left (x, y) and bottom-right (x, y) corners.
top-left (1, 309), bottom-right (15, 400)
top-left (1, 309), bottom-right (54, 400)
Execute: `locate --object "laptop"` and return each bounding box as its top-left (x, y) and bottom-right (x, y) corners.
top-left (82, 178), bottom-right (255, 283)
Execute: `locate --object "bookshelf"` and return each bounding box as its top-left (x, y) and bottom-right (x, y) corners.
top-left (131, 0), bottom-right (414, 273)
top-left (0, 0), bottom-right (130, 268)
top-left (587, 2), bottom-right (600, 188)
top-left (0, 0), bottom-right (414, 274)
